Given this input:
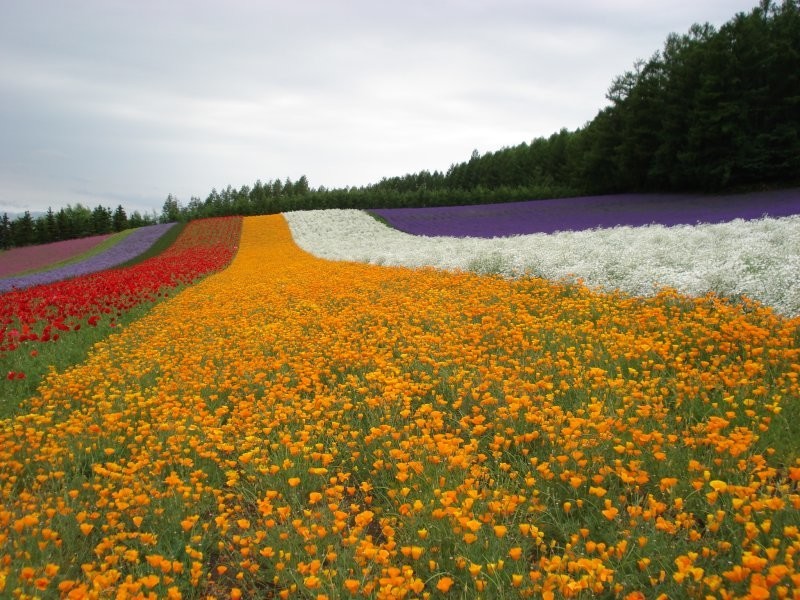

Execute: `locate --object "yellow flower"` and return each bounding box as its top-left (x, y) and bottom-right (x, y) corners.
top-left (709, 480), bottom-right (728, 492)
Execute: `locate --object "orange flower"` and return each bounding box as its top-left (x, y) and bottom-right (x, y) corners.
top-left (354, 510), bottom-right (374, 527)
top-left (436, 576), bottom-right (454, 593)
top-left (493, 525), bottom-right (508, 538)
top-left (4, 214), bottom-right (799, 598)
top-left (602, 507), bottom-right (619, 521)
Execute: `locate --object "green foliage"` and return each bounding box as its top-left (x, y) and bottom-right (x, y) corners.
top-left (12, 211), bottom-right (35, 246)
top-left (2, 204), bottom-right (158, 250)
top-left (580, 0), bottom-right (800, 192)
top-left (160, 194), bottom-right (182, 223)
top-left (112, 205), bottom-right (128, 232)
top-left (0, 213), bottom-right (11, 249)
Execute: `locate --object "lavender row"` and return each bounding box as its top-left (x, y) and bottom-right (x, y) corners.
top-left (371, 188), bottom-right (800, 238)
top-left (0, 233), bottom-right (115, 278)
top-left (0, 223), bottom-right (175, 294)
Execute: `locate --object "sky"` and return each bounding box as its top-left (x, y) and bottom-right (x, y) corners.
top-left (0, 0), bottom-right (759, 216)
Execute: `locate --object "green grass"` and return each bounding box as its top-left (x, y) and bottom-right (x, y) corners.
top-left (363, 210), bottom-right (395, 229)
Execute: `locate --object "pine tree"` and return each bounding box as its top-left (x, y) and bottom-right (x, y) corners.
top-left (112, 205), bottom-right (128, 232)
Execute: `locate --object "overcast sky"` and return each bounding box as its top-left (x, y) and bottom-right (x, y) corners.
top-left (1, 0), bottom-right (758, 215)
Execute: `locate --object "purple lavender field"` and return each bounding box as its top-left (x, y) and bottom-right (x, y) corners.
top-left (0, 233), bottom-right (115, 278)
top-left (371, 188), bottom-right (800, 237)
top-left (0, 223), bottom-right (174, 294)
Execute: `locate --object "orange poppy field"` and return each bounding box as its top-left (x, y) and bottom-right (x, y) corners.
top-left (1, 215), bottom-right (799, 599)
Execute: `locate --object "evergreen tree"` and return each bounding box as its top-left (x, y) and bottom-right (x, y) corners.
top-left (43, 207), bottom-right (57, 242)
top-left (112, 205), bottom-right (128, 232)
top-left (12, 211), bottom-right (35, 246)
top-left (160, 194), bottom-right (181, 223)
top-left (91, 205), bottom-right (113, 234)
top-left (295, 175), bottom-right (310, 196)
top-left (0, 213), bottom-right (10, 249)
top-left (64, 204), bottom-right (93, 238)
top-left (33, 214), bottom-right (49, 244)
top-left (234, 185), bottom-right (252, 215)
top-left (129, 211), bottom-right (145, 228)
top-left (55, 208), bottom-right (71, 241)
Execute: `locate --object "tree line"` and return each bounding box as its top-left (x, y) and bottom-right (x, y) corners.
top-left (0, 204), bottom-right (158, 250)
top-left (2, 0), bottom-right (797, 250)
top-left (364, 0), bottom-right (799, 199)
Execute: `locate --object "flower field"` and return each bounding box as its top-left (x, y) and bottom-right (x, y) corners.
top-left (371, 189), bottom-right (800, 238)
top-left (0, 217), bottom-right (241, 400)
top-left (0, 224), bottom-right (177, 295)
top-left (285, 210), bottom-right (800, 318)
top-left (0, 234), bottom-right (116, 279)
top-left (1, 214), bottom-right (798, 599)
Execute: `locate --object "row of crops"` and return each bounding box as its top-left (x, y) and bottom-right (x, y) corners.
top-left (1, 200), bottom-right (799, 598)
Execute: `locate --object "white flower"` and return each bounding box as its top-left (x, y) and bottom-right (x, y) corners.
top-left (284, 210), bottom-right (800, 317)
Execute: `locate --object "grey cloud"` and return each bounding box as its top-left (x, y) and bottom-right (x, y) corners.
top-left (1, 0), bottom-right (759, 214)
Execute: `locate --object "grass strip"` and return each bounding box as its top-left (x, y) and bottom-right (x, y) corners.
top-left (1, 295), bottom-right (178, 417)
top-left (115, 221), bottom-right (186, 268)
top-left (363, 210), bottom-right (394, 229)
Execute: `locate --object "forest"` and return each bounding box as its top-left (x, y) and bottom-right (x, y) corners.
top-left (2, 0), bottom-right (798, 249)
